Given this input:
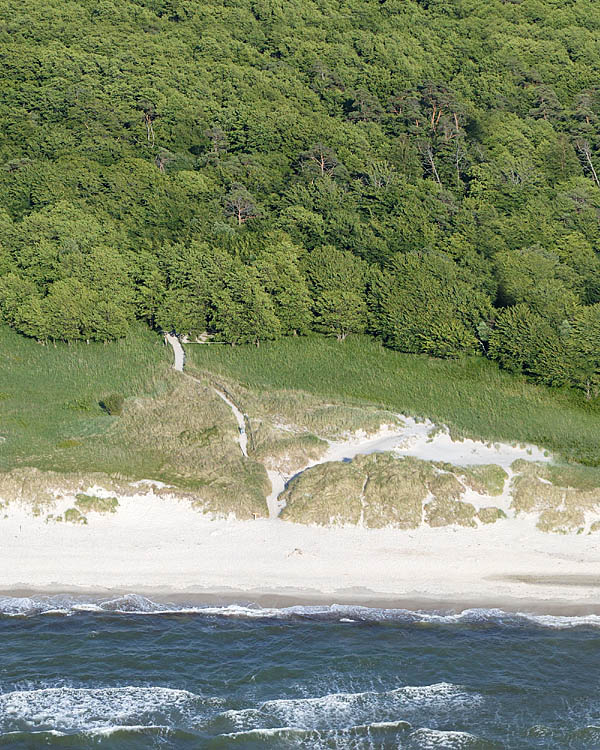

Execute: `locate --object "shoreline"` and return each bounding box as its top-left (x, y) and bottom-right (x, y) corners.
top-left (2, 584), bottom-right (600, 616)
top-left (1, 491), bottom-right (600, 615)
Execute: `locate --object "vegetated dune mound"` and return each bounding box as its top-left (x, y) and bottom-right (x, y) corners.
top-left (0, 467), bottom-right (124, 525)
top-left (511, 460), bottom-right (600, 534)
top-left (190, 370), bottom-right (404, 474)
top-left (253, 430), bottom-right (328, 475)
top-left (0, 464), bottom-right (264, 525)
top-left (280, 454), bottom-right (600, 533)
top-left (279, 454), bottom-right (507, 529)
top-left (0, 370), bottom-right (271, 521)
top-left (0, 467), bottom-right (128, 509)
top-left (98, 372), bottom-right (271, 520)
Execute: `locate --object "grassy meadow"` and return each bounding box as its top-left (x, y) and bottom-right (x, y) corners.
top-left (0, 325), bottom-right (269, 516)
top-left (3, 323), bottom-right (599, 476)
top-left (186, 335), bottom-right (600, 466)
top-left (0, 324), bottom-right (170, 474)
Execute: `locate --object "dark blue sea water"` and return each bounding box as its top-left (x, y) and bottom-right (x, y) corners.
top-left (0, 596), bottom-right (599, 748)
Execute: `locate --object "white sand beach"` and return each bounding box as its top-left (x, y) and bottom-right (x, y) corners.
top-left (1, 487), bottom-right (600, 613)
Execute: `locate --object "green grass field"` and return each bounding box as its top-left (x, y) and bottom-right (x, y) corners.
top-left (2, 323), bottom-right (599, 486)
top-left (186, 335), bottom-right (600, 466)
top-left (0, 324), bottom-right (170, 474)
top-left (0, 326), bottom-right (269, 516)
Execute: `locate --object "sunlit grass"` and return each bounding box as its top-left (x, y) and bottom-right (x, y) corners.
top-left (186, 335), bottom-right (600, 465)
top-left (0, 324), bottom-right (169, 473)
top-left (0, 326), bottom-right (269, 516)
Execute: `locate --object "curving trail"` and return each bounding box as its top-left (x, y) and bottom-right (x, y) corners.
top-left (212, 389), bottom-right (248, 457)
top-left (165, 334), bottom-right (248, 458)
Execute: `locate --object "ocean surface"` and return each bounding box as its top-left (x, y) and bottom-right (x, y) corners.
top-left (0, 596), bottom-right (598, 748)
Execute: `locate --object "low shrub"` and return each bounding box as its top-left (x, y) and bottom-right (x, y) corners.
top-left (64, 507), bottom-right (87, 524)
top-left (100, 393), bottom-right (125, 416)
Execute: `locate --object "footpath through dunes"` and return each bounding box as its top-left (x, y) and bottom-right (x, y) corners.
top-left (165, 334), bottom-right (570, 529)
top-left (164, 332), bottom-right (186, 373)
top-left (2, 331), bottom-right (600, 605)
top-left (166, 333), bottom-right (249, 458)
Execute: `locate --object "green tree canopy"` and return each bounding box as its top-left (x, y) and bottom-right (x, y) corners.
top-left (370, 253), bottom-right (492, 358)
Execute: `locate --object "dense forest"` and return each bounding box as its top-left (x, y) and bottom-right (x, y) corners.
top-left (1, 0), bottom-right (600, 398)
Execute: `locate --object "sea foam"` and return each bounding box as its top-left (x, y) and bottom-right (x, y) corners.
top-left (0, 595), bottom-right (599, 629)
top-left (0, 686), bottom-right (205, 734)
top-left (217, 682), bottom-right (481, 735)
top-left (0, 681), bottom-right (481, 740)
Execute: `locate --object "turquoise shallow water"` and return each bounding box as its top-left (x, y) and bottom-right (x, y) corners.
top-left (0, 595), bottom-right (599, 748)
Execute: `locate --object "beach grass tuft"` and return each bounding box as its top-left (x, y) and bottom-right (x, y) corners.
top-left (457, 465), bottom-right (508, 496)
top-left (75, 494), bottom-right (119, 514)
top-left (64, 507), bottom-right (87, 525)
top-left (477, 507), bottom-right (507, 524)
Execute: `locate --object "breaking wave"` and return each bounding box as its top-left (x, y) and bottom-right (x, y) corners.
top-left (0, 686), bottom-right (209, 734)
top-left (0, 594), bottom-right (599, 629)
top-left (219, 725), bottom-right (496, 749)
top-left (0, 682), bottom-right (487, 745)
top-left (214, 682), bottom-right (481, 733)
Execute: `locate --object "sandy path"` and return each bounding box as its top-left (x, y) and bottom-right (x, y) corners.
top-left (165, 334), bottom-right (248, 457)
top-left (213, 389), bottom-right (248, 456)
top-left (164, 332), bottom-right (185, 372)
